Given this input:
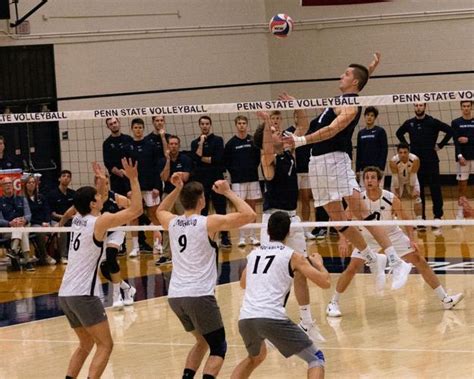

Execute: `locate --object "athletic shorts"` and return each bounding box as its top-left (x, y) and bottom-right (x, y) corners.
top-left (297, 173), bottom-right (311, 190)
top-left (106, 230), bottom-right (126, 247)
top-left (260, 210), bottom-right (306, 255)
top-left (309, 152), bottom-right (359, 207)
top-left (391, 180), bottom-right (420, 198)
top-left (352, 229), bottom-right (414, 260)
top-left (142, 191), bottom-right (160, 207)
top-left (238, 318), bottom-right (312, 358)
top-left (457, 160), bottom-right (474, 181)
top-left (168, 295), bottom-right (223, 335)
top-left (231, 181), bottom-right (262, 200)
top-left (59, 295), bottom-right (107, 328)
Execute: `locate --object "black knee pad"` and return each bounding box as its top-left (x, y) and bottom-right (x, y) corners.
top-left (100, 261), bottom-right (112, 281)
top-left (106, 247), bottom-right (120, 274)
top-left (203, 327), bottom-right (227, 359)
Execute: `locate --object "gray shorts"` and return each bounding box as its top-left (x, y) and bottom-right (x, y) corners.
top-left (239, 318), bottom-right (312, 358)
top-left (168, 295), bottom-right (223, 335)
top-left (59, 296), bottom-right (107, 328)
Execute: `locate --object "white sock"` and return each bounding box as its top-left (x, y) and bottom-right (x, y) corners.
top-left (299, 305), bottom-right (313, 325)
top-left (132, 237), bottom-right (139, 249)
top-left (434, 285), bottom-right (448, 301)
top-left (360, 246), bottom-right (377, 264)
top-left (113, 282), bottom-right (121, 295)
top-left (331, 291), bottom-right (341, 303)
top-left (385, 246), bottom-right (401, 266)
top-left (120, 281), bottom-right (131, 290)
top-left (154, 238), bottom-right (161, 247)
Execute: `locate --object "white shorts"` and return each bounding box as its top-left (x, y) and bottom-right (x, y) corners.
top-left (232, 181), bottom-right (262, 200)
top-left (142, 191), bottom-right (160, 207)
top-left (106, 231), bottom-right (126, 247)
top-left (351, 229), bottom-right (413, 260)
top-left (391, 180), bottom-right (420, 198)
top-left (297, 173), bottom-right (311, 190)
top-left (457, 160), bottom-right (474, 181)
top-left (260, 210), bottom-right (307, 255)
top-left (309, 152), bottom-right (359, 207)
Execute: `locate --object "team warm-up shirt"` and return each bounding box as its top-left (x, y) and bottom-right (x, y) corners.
top-left (125, 138), bottom-right (162, 192)
top-left (263, 150), bottom-right (298, 212)
top-left (47, 187), bottom-right (76, 222)
top-left (145, 132), bottom-right (171, 159)
top-left (451, 116), bottom-right (474, 161)
top-left (390, 152), bottom-right (418, 185)
top-left (239, 241), bottom-right (294, 320)
top-left (355, 126), bottom-right (388, 172)
top-left (286, 125), bottom-right (311, 173)
top-left (102, 134), bottom-right (133, 176)
top-left (167, 215), bottom-right (218, 298)
top-left (59, 214), bottom-right (104, 297)
top-left (224, 135), bottom-right (260, 183)
top-left (158, 153), bottom-right (193, 194)
top-left (190, 133), bottom-right (225, 184)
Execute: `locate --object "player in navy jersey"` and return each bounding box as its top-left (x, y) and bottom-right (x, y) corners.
top-left (355, 106), bottom-right (388, 189)
top-left (224, 115), bottom-right (261, 247)
top-left (451, 101), bottom-right (474, 219)
top-left (284, 53), bottom-right (412, 291)
top-left (145, 115), bottom-right (170, 159)
top-left (124, 118), bottom-right (163, 257)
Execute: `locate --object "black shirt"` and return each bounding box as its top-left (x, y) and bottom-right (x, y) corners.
top-left (190, 133), bottom-right (225, 183)
top-left (102, 191), bottom-right (120, 214)
top-left (47, 187), bottom-right (76, 221)
top-left (27, 193), bottom-right (51, 225)
top-left (0, 154), bottom-right (22, 170)
top-left (451, 116), bottom-right (474, 161)
top-left (224, 135), bottom-right (260, 183)
top-left (263, 151), bottom-right (298, 212)
top-left (124, 138), bottom-right (162, 191)
top-left (286, 126), bottom-right (311, 173)
top-left (145, 132), bottom-right (171, 159)
top-left (355, 126), bottom-right (388, 172)
top-left (102, 134), bottom-right (133, 175)
top-left (396, 115), bottom-right (452, 163)
top-left (158, 153), bottom-right (193, 193)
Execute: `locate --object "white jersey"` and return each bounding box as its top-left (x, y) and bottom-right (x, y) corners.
top-left (360, 189), bottom-right (401, 237)
top-left (59, 214), bottom-right (104, 297)
top-left (240, 241), bottom-right (294, 321)
top-left (391, 153), bottom-right (418, 185)
top-left (168, 214), bottom-right (218, 298)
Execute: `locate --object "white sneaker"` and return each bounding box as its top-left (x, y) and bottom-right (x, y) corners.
top-left (298, 321), bottom-right (326, 343)
top-left (367, 254), bottom-right (387, 293)
top-left (442, 293), bottom-right (464, 310)
top-left (305, 232), bottom-right (316, 240)
top-left (432, 218), bottom-right (443, 236)
top-left (112, 293), bottom-right (124, 309)
top-left (129, 248), bottom-right (139, 258)
top-left (326, 301), bottom-right (342, 317)
top-left (123, 285), bottom-right (136, 306)
top-left (390, 260), bottom-right (412, 290)
top-left (60, 257), bottom-right (68, 265)
top-left (249, 237), bottom-right (260, 246)
top-left (238, 238), bottom-right (246, 247)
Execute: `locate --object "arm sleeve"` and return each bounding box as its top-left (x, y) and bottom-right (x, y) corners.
top-left (396, 122), bottom-right (410, 145)
top-left (377, 128), bottom-right (388, 171)
top-left (102, 140), bottom-right (114, 173)
top-left (210, 137), bottom-right (225, 166)
top-left (436, 118), bottom-right (453, 149)
top-left (190, 139), bottom-right (201, 163)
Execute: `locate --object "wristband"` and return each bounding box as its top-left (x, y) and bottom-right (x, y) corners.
top-left (294, 135), bottom-right (307, 148)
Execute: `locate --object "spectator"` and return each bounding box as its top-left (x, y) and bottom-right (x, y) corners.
top-left (0, 135), bottom-right (21, 170)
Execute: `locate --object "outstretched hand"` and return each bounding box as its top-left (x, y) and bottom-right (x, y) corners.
top-left (212, 180), bottom-right (231, 195)
top-left (121, 158), bottom-right (138, 181)
top-left (368, 52), bottom-right (381, 76)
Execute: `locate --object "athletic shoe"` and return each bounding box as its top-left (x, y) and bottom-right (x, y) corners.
top-left (390, 260), bottom-right (412, 290)
top-left (45, 256), bottom-right (56, 265)
top-left (139, 242), bottom-right (153, 253)
top-left (123, 285), bottom-right (136, 306)
top-left (249, 237), bottom-right (260, 246)
top-left (112, 293), bottom-right (124, 309)
top-left (367, 254), bottom-right (387, 293)
top-left (129, 248), bottom-right (139, 258)
top-left (60, 257), bottom-right (68, 265)
top-left (220, 235), bottom-right (232, 249)
top-left (305, 231), bottom-right (316, 240)
top-left (432, 219), bottom-right (443, 236)
top-left (298, 321), bottom-right (326, 344)
top-left (25, 262), bottom-right (36, 272)
top-left (417, 225), bottom-right (427, 232)
top-left (6, 250), bottom-right (18, 261)
top-left (29, 256), bottom-right (39, 263)
top-left (153, 241), bottom-right (163, 255)
top-left (329, 228), bottom-right (339, 236)
top-left (326, 301), bottom-right (342, 318)
top-left (313, 229), bottom-right (327, 240)
top-left (238, 238), bottom-right (246, 248)
top-left (155, 256), bottom-right (172, 266)
top-left (442, 293), bottom-right (464, 310)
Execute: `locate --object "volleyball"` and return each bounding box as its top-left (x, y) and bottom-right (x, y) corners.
top-left (269, 14), bottom-right (293, 38)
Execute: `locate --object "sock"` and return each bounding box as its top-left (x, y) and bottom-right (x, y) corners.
top-left (299, 305), bottom-right (313, 325)
top-left (331, 291), bottom-right (341, 303)
top-left (360, 246), bottom-right (377, 264)
top-left (182, 368), bottom-right (196, 379)
top-left (120, 281), bottom-right (130, 290)
top-left (112, 282), bottom-right (120, 295)
top-left (132, 237), bottom-right (139, 249)
top-left (385, 246), bottom-right (401, 266)
top-left (434, 285), bottom-right (448, 301)
top-left (203, 375), bottom-right (215, 379)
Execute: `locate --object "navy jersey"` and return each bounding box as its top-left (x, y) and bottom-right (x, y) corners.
top-left (286, 125), bottom-right (311, 173)
top-left (355, 126), bottom-right (388, 172)
top-left (308, 94), bottom-right (362, 157)
top-left (0, 155), bottom-right (22, 170)
top-left (451, 117), bottom-right (474, 161)
top-left (27, 193), bottom-right (51, 225)
top-left (190, 133), bottom-right (225, 184)
top-left (263, 151), bottom-right (298, 212)
top-left (145, 132), bottom-right (171, 159)
top-left (48, 187), bottom-right (76, 221)
top-left (224, 135), bottom-right (260, 183)
top-left (102, 134), bottom-right (133, 174)
top-left (125, 138), bottom-right (162, 191)
top-left (158, 153), bottom-right (193, 194)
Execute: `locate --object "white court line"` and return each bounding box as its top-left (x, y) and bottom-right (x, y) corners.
top-left (0, 338), bottom-right (472, 354)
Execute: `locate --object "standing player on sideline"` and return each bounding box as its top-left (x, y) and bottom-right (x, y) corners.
top-left (145, 115), bottom-right (170, 159)
top-left (284, 53), bottom-right (412, 290)
top-left (452, 101), bottom-right (474, 220)
top-left (326, 167), bottom-right (464, 317)
top-left (58, 158), bottom-right (142, 379)
top-left (157, 175), bottom-right (255, 379)
top-left (232, 212), bottom-right (329, 379)
top-left (255, 110), bottom-right (325, 343)
top-left (389, 143), bottom-right (423, 225)
top-left (224, 115), bottom-right (261, 247)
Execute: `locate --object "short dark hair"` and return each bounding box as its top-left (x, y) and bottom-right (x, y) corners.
top-left (105, 117), bottom-right (118, 126)
top-left (362, 166), bottom-right (383, 181)
top-left (460, 100), bottom-right (473, 107)
top-left (397, 142), bottom-right (410, 151)
top-left (234, 115), bottom-right (248, 124)
top-left (253, 124), bottom-right (265, 149)
top-left (60, 170), bottom-right (72, 177)
top-left (198, 115), bottom-right (212, 125)
top-left (168, 135), bottom-right (180, 144)
top-left (268, 211), bottom-right (291, 242)
top-left (131, 118), bottom-right (145, 127)
top-left (349, 63), bottom-right (369, 91)
top-left (0, 135), bottom-right (5, 142)
top-left (74, 186), bottom-right (97, 216)
top-left (180, 181), bottom-right (204, 210)
top-left (151, 115), bottom-right (165, 121)
top-left (364, 106), bottom-right (379, 118)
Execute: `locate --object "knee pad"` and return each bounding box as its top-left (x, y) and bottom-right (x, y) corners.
top-left (296, 345), bottom-right (325, 369)
top-left (203, 327), bottom-right (227, 359)
top-left (106, 247), bottom-right (120, 274)
top-left (100, 261), bottom-right (112, 281)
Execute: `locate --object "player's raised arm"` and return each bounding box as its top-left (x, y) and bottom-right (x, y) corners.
top-left (291, 252), bottom-right (331, 289)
